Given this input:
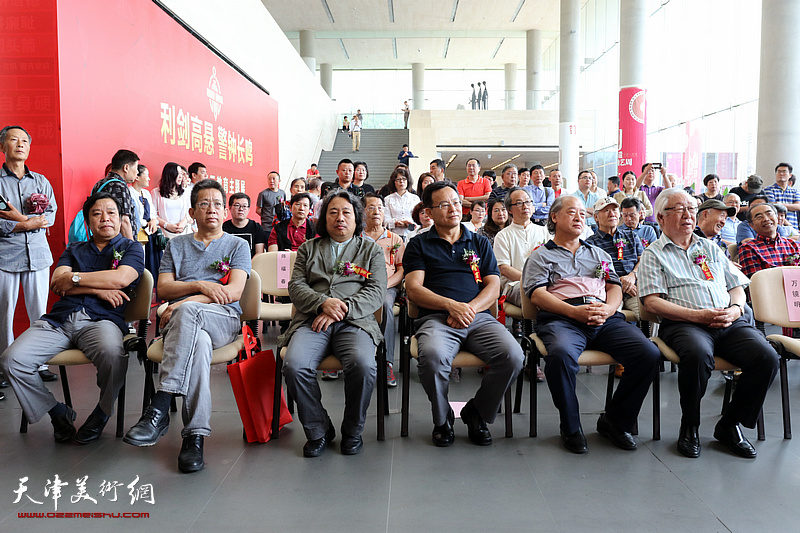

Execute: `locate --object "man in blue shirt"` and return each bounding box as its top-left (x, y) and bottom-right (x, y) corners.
top-left (1, 191), bottom-right (144, 443)
top-left (404, 181), bottom-right (523, 448)
top-left (397, 144), bottom-right (416, 166)
top-left (620, 197), bottom-right (658, 246)
top-left (572, 170), bottom-right (601, 226)
top-left (527, 164), bottom-right (555, 224)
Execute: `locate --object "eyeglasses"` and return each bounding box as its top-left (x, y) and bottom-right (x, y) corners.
top-left (365, 206), bottom-right (384, 212)
top-left (431, 199), bottom-right (463, 210)
top-left (196, 201), bottom-right (224, 210)
top-left (394, 177), bottom-right (408, 182)
top-left (664, 205), bottom-right (698, 215)
top-left (231, 203), bottom-right (249, 210)
top-left (512, 200), bottom-right (534, 208)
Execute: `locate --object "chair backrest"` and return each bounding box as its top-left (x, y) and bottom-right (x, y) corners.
top-left (124, 269), bottom-right (154, 322)
top-left (407, 296), bottom-right (497, 320)
top-left (240, 270), bottom-right (262, 321)
top-left (728, 242), bottom-right (739, 262)
top-left (251, 251), bottom-right (297, 298)
top-left (750, 266), bottom-right (800, 328)
top-left (637, 297), bottom-right (661, 324)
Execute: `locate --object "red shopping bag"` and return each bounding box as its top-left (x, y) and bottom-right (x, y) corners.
top-left (229, 325), bottom-right (293, 443)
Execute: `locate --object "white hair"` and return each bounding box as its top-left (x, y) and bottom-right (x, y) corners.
top-left (653, 188), bottom-right (694, 228)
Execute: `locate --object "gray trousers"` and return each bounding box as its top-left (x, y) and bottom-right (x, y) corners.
top-left (415, 313), bottom-right (524, 426)
top-left (0, 309), bottom-right (126, 423)
top-left (283, 321), bottom-right (377, 440)
top-left (0, 268), bottom-right (50, 354)
top-left (158, 302), bottom-right (241, 437)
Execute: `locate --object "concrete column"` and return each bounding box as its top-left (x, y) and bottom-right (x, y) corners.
top-left (299, 30), bottom-right (316, 73)
top-left (526, 29), bottom-right (543, 110)
top-left (320, 63), bottom-right (333, 98)
top-left (617, 0), bottom-right (648, 178)
top-left (756, 0), bottom-right (800, 183)
top-left (412, 62), bottom-right (425, 110)
top-left (559, 0), bottom-right (580, 188)
top-left (504, 63), bottom-right (517, 110)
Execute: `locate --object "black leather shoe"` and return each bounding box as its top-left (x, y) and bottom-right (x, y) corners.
top-left (178, 435), bottom-right (205, 473)
top-left (51, 405), bottom-right (77, 443)
top-left (597, 414), bottom-right (637, 451)
top-left (460, 399), bottom-right (492, 446)
top-left (0, 391), bottom-right (4, 401)
top-left (714, 421), bottom-right (757, 459)
top-left (39, 369), bottom-right (58, 382)
top-left (677, 424), bottom-right (701, 458)
top-left (341, 434), bottom-right (363, 455)
top-left (561, 428), bottom-right (588, 454)
top-left (74, 412), bottom-right (110, 444)
top-left (432, 408), bottom-right (455, 447)
top-left (123, 405), bottom-right (170, 447)
top-left (0, 372), bottom-right (9, 388)
top-left (303, 424), bottom-right (335, 458)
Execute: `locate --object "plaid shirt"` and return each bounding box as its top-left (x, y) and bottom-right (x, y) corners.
top-left (738, 233), bottom-right (800, 277)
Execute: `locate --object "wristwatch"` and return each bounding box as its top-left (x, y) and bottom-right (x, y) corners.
top-left (72, 272), bottom-right (81, 287)
top-left (730, 303), bottom-right (744, 317)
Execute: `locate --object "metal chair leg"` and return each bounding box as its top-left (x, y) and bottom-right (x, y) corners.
top-left (504, 386), bottom-right (513, 438)
top-left (271, 352), bottom-right (283, 440)
top-left (757, 408), bottom-right (765, 441)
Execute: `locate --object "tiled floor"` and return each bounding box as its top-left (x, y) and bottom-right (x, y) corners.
top-left (1, 321), bottom-right (799, 533)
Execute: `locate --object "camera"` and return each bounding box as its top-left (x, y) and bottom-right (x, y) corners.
top-left (651, 163), bottom-right (662, 170)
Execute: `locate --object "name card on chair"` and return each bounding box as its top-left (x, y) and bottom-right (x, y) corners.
top-left (782, 269), bottom-right (800, 321)
top-left (276, 252), bottom-right (291, 289)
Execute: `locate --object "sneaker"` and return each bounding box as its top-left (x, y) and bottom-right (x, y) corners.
top-left (386, 362), bottom-right (397, 388)
top-left (321, 370), bottom-right (340, 380)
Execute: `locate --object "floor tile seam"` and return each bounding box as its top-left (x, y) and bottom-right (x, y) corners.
top-left (185, 446), bottom-right (247, 532)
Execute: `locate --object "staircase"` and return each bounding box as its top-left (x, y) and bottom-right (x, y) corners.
top-left (317, 129), bottom-right (410, 190)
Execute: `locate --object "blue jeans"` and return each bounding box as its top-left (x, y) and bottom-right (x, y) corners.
top-left (158, 302), bottom-right (241, 437)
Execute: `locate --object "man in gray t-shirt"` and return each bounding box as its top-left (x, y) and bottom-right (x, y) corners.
top-left (256, 170), bottom-right (286, 239)
top-left (124, 180), bottom-right (251, 474)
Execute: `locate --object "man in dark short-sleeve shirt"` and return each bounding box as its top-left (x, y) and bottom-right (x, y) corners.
top-left (522, 195), bottom-right (660, 454)
top-left (125, 180), bottom-right (251, 474)
top-left (404, 181), bottom-right (523, 448)
top-left (1, 192), bottom-right (144, 444)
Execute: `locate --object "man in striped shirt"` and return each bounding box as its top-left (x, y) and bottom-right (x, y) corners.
top-left (639, 189), bottom-right (779, 460)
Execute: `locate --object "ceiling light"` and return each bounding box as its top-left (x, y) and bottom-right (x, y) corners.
top-left (450, 0), bottom-right (459, 22)
top-left (321, 0), bottom-right (335, 23)
top-left (510, 0), bottom-right (525, 22)
top-left (388, 0), bottom-right (395, 22)
top-left (443, 38), bottom-right (450, 59)
top-left (492, 39), bottom-right (504, 59)
top-left (445, 154), bottom-right (457, 168)
top-left (392, 38), bottom-right (397, 59)
top-left (338, 39), bottom-right (349, 59)
top-left (490, 154), bottom-right (521, 171)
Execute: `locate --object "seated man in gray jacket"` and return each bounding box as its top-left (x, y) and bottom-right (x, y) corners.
top-left (279, 190), bottom-right (387, 458)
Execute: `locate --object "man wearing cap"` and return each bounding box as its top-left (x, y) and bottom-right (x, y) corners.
top-left (738, 202), bottom-right (800, 278)
top-left (694, 199), bottom-right (737, 257)
top-left (764, 163), bottom-right (800, 230)
top-left (586, 197), bottom-right (645, 318)
top-left (522, 195), bottom-right (660, 454)
top-left (730, 175), bottom-right (764, 222)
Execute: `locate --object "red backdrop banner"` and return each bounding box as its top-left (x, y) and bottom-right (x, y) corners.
top-left (617, 87), bottom-right (647, 177)
top-left (1, 0), bottom-right (278, 335)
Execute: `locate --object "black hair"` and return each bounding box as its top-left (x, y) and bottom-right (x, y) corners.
top-left (110, 149), bottom-right (139, 171)
top-left (316, 191), bottom-right (364, 239)
top-left (83, 191), bottom-right (122, 225)
top-left (290, 192), bottom-right (313, 206)
top-left (531, 164), bottom-right (545, 172)
top-left (228, 192), bottom-right (250, 207)
top-left (159, 162), bottom-right (183, 198)
top-left (620, 197), bottom-right (643, 211)
top-left (430, 159), bottom-right (445, 171)
top-left (0, 125), bottom-right (31, 143)
top-left (387, 165), bottom-right (416, 195)
top-left (421, 180), bottom-right (458, 208)
top-left (776, 162), bottom-right (794, 173)
top-left (188, 162), bottom-right (206, 178)
top-left (703, 173), bottom-right (719, 186)
top-left (190, 179), bottom-right (226, 209)
top-left (337, 158), bottom-right (354, 169)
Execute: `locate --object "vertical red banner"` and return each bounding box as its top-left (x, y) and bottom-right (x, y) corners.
top-left (618, 87), bottom-right (647, 177)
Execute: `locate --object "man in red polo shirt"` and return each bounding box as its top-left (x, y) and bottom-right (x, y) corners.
top-left (268, 193), bottom-right (315, 252)
top-left (457, 158), bottom-right (492, 219)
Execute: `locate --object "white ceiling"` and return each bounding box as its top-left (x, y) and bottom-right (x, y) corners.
top-left (261, 0), bottom-right (561, 70)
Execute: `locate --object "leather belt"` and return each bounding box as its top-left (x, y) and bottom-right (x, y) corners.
top-left (562, 296), bottom-right (605, 306)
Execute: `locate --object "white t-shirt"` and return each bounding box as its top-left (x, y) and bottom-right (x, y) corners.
top-left (493, 221), bottom-right (549, 296)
